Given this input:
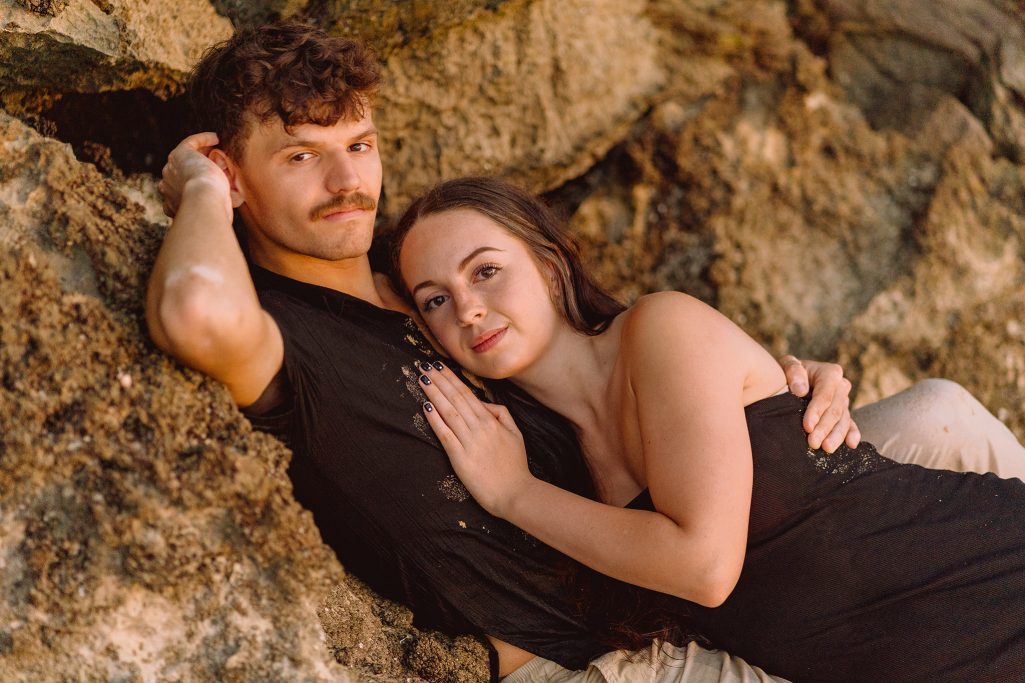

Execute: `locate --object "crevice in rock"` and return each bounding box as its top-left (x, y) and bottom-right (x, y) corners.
top-left (34, 90), bottom-right (192, 177)
top-left (785, 0), bottom-right (832, 59)
top-left (15, 0), bottom-right (71, 16)
top-left (207, 0), bottom-right (309, 26)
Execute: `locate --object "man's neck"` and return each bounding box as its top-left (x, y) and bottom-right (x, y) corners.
top-left (252, 250), bottom-right (386, 309)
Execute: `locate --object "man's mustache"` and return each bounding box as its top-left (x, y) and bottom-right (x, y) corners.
top-left (310, 193), bottom-right (377, 220)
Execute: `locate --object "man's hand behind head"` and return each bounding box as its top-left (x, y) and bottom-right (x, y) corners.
top-left (159, 132), bottom-right (232, 221)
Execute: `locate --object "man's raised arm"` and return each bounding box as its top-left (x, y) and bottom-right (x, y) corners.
top-left (146, 133), bottom-right (283, 407)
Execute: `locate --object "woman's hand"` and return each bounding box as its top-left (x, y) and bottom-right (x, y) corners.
top-left (416, 361), bottom-right (534, 517)
top-left (158, 132), bottom-right (231, 219)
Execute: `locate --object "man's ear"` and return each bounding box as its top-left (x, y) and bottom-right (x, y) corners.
top-left (208, 148), bottom-right (245, 208)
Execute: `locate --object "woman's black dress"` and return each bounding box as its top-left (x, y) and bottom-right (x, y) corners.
top-left (629, 392), bottom-right (1025, 682)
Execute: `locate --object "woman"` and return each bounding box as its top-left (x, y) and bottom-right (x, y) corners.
top-left (390, 176), bottom-right (1025, 682)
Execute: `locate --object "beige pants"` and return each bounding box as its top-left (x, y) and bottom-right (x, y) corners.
top-left (853, 378), bottom-right (1025, 480)
top-left (502, 641), bottom-right (787, 683)
top-left (505, 379), bottom-right (1025, 682)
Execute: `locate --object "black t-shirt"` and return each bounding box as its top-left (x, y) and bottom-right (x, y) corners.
top-left (243, 265), bottom-right (606, 670)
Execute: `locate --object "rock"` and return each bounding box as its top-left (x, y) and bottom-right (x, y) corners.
top-left (15, 0), bottom-right (69, 15)
top-left (208, 0), bottom-right (310, 26)
top-left (563, 1), bottom-right (928, 357)
top-left (0, 0), bottom-right (232, 103)
top-left (773, 0), bottom-right (1025, 437)
top-left (322, 1), bottom-right (517, 55)
top-left (319, 579), bottom-right (489, 683)
top-left (839, 139), bottom-right (1025, 439)
top-left (555, 0), bottom-right (1025, 442)
top-left (807, 0), bottom-right (1025, 158)
top-left (0, 111), bottom-right (366, 682)
top-left (374, 0), bottom-right (664, 215)
top-left (227, 0), bottom-right (515, 55)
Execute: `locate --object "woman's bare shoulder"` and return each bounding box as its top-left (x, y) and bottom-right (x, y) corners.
top-left (620, 292), bottom-right (784, 403)
top-left (620, 291), bottom-right (737, 352)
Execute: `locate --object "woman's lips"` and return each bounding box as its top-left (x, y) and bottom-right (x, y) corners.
top-left (471, 327), bottom-right (507, 353)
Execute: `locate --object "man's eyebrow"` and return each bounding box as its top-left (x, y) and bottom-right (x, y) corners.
top-left (273, 127), bottom-right (379, 155)
top-left (410, 246), bottom-right (503, 297)
top-left (273, 139), bottom-right (319, 154)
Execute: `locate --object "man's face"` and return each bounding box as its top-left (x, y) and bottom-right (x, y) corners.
top-left (228, 109), bottom-right (383, 267)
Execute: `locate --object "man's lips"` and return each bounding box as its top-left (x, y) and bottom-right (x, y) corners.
top-left (471, 327), bottom-right (507, 353)
top-left (320, 207), bottom-right (366, 220)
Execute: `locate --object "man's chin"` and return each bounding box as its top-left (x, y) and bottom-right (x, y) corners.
top-left (302, 221), bottom-right (375, 258)
top-left (305, 236), bottom-right (375, 263)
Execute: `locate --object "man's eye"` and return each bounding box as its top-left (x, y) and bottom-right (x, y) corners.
top-left (290, 152), bottom-right (314, 162)
top-left (422, 294), bottom-right (447, 312)
top-left (350, 142), bottom-right (371, 152)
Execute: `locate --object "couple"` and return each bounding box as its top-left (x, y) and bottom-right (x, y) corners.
top-left (148, 22), bottom-right (1025, 682)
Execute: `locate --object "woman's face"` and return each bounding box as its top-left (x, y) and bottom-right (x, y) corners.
top-left (399, 208), bottom-right (565, 380)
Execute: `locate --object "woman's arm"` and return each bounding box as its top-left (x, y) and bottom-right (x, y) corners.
top-left (624, 292), bottom-right (779, 603)
top-left (416, 293), bottom-right (776, 606)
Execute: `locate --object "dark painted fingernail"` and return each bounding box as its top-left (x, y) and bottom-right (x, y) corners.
top-left (419, 374), bottom-right (431, 385)
top-left (424, 401), bottom-right (434, 412)
top-left (433, 361), bottom-right (445, 371)
top-left (419, 361), bottom-right (433, 372)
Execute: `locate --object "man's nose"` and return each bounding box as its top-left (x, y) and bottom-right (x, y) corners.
top-left (325, 153), bottom-right (360, 194)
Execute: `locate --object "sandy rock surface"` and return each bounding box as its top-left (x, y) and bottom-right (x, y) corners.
top-left (0, 0), bottom-right (232, 110)
top-left (560, 0), bottom-right (1025, 438)
top-left (2, 0), bottom-right (1025, 680)
top-left (375, 0), bottom-right (664, 213)
top-left (0, 112), bottom-right (345, 681)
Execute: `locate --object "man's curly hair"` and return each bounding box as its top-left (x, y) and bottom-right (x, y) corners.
top-left (187, 22), bottom-right (381, 161)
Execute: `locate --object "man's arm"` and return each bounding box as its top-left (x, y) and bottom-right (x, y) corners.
top-left (146, 133), bottom-right (283, 407)
top-left (778, 355), bottom-right (861, 452)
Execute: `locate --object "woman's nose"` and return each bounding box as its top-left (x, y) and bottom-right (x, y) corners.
top-left (455, 293), bottom-right (486, 325)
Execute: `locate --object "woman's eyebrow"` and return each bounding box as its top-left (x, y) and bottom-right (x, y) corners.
top-left (457, 246), bottom-right (503, 271)
top-left (410, 246), bottom-right (504, 296)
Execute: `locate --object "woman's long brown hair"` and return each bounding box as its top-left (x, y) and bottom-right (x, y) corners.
top-left (389, 176), bottom-right (625, 335)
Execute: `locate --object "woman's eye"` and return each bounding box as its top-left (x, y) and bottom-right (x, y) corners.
top-left (422, 294), bottom-right (447, 312)
top-left (475, 264), bottom-right (500, 280)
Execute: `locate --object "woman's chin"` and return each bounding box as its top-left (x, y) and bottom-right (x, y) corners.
top-left (462, 358), bottom-right (513, 381)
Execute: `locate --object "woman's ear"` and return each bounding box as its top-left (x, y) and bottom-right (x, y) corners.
top-left (543, 255), bottom-right (569, 305)
top-left (208, 148), bottom-right (245, 208)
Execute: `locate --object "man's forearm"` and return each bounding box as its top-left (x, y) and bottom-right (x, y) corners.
top-left (146, 178), bottom-right (262, 375)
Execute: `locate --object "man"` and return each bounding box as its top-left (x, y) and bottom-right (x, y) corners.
top-left (147, 22), bottom-right (1025, 682)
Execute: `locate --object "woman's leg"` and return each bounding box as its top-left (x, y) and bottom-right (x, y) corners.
top-left (501, 642), bottom-right (788, 683)
top-left (853, 378), bottom-right (1025, 480)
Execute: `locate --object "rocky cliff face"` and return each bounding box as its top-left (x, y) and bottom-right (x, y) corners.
top-left (561, 0), bottom-right (1025, 433)
top-left (2, 0), bottom-right (1024, 680)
